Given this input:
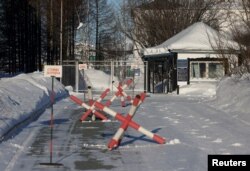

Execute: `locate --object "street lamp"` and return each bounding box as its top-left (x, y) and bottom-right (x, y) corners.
top-left (77, 22), bottom-right (83, 30)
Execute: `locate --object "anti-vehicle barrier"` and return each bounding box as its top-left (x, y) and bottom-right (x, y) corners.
top-left (93, 100), bottom-right (166, 146)
top-left (70, 88), bottom-right (110, 122)
top-left (87, 86), bottom-right (95, 121)
top-left (108, 93), bottom-right (146, 150)
top-left (106, 79), bottom-right (133, 107)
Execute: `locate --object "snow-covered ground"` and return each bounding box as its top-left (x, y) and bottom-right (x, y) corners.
top-left (0, 72), bottom-right (249, 171)
top-left (0, 73), bottom-right (68, 140)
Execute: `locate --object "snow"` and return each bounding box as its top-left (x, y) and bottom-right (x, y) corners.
top-left (0, 72), bottom-right (68, 139)
top-left (83, 69), bottom-right (118, 90)
top-left (213, 74), bottom-right (250, 114)
top-left (144, 22), bottom-right (239, 56)
top-left (179, 81), bottom-right (217, 97)
top-left (0, 71), bottom-right (250, 170)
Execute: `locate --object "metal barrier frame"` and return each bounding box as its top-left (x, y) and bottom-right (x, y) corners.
top-left (62, 60), bottom-right (148, 95)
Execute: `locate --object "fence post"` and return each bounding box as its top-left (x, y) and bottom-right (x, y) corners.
top-left (145, 61), bottom-right (148, 92)
top-left (75, 60), bottom-right (79, 92)
top-left (177, 85), bottom-right (180, 95)
top-left (111, 60), bottom-right (114, 94)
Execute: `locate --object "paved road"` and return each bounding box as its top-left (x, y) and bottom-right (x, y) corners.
top-left (4, 97), bottom-right (123, 171)
top-left (2, 94), bottom-right (250, 171)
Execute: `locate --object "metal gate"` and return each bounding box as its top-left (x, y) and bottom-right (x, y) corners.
top-left (62, 60), bottom-right (148, 97)
top-left (144, 52), bottom-right (177, 93)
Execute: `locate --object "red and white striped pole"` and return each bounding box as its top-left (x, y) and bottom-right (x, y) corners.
top-left (87, 86), bottom-right (95, 121)
top-left (70, 95), bottom-right (108, 121)
top-left (108, 93), bottom-right (147, 150)
top-left (87, 86), bottom-right (94, 105)
top-left (116, 81), bottom-right (132, 102)
top-left (138, 92), bottom-right (146, 105)
top-left (108, 95), bottom-right (141, 150)
top-left (116, 80), bottom-right (133, 105)
top-left (70, 88), bottom-right (110, 121)
top-left (81, 88), bottom-right (109, 121)
top-left (106, 79), bottom-right (133, 107)
top-left (94, 100), bottom-right (166, 145)
top-left (120, 96), bottom-right (125, 107)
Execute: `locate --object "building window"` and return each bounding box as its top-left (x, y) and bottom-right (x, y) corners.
top-left (190, 61), bottom-right (224, 80)
top-left (208, 63), bottom-right (224, 78)
top-left (199, 63), bottom-right (206, 78)
top-left (177, 59), bottom-right (188, 81)
top-left (192, 63), bottom-right (199, 78)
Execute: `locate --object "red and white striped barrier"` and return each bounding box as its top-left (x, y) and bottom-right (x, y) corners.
top-left (106, 79), bottom-right (133, 107)
top-left (87, 86), bottom-right (95, 121)
top-left (94, 99), bottom-right (166, 148)
top-left (107, 94), bottom-right (146, 150)
top-left (70, 88), bottom-right (110, 122)
top-left (87, 86), bottom-right (94, 106)
top-left (70, 95), bottom-right (108, 121)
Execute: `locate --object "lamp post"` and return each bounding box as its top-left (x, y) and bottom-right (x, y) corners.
top-left (75, 22), bottom-right (84, 93)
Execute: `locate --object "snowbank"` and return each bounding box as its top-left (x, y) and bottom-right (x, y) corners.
top-left (83, 69), bottom-right (119, 90)
top-left (0, 72), bottom-right (68, 139)
top-left (214, 74), bottom-right (250, 114)
top-left (179, 81), bottom-right (217, 97)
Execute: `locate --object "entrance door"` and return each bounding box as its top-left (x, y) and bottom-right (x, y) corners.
top-left (147, 53), bottom-right (177, 93)
top-left (149, 61), bottom-right (166, 93)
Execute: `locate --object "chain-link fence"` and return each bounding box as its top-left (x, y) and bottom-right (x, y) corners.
top-left (62, 60), bottom-right (148, 98)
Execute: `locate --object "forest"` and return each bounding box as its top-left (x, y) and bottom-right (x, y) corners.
top-left (0, 0), bottom-right (249, 74)
top-left (0, 0), bottom-right (122, 74)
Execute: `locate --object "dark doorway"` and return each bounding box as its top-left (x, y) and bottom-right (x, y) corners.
top-left (144, 53), bottom-right (177, 93)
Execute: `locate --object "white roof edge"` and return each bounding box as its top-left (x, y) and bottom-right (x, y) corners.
top-left (143, 22), bottom-right (240, 56)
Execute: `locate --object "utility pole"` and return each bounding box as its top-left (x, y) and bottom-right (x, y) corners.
top-left (50, 0), bottom-right (53, 65)
top-left (95, 0), bottom-right (99, 61)
top-left (86, 0), bottom-right (90, 61)
top-left (60, 0), bottom-right (63, 66)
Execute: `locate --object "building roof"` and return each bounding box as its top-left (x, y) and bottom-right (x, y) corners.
top-left (143, 22), bottom-right (239, 56)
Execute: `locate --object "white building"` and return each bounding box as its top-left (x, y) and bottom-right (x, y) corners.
top-left (142, 22), bottom-right (239, 92)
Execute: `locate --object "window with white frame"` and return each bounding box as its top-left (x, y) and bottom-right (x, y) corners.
top-left (190, 61), bottom-right (224, 79)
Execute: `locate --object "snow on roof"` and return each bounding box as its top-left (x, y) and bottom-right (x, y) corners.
top-left (144, 22), bottom-right (239, 56)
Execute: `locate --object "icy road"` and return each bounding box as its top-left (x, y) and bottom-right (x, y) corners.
top-left (1, 93), bottom-right (250, 171)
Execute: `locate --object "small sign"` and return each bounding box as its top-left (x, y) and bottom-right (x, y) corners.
top-left (131, 63), bottom-right (139, 69)
top-left (44, 65), bottom-right (62, 78)
top-left (79, 63), bottom-right (87, 70)
top-left (89, 56), bottom-right (96, 61)
top-left (134, 68), bottom-right (140, 76)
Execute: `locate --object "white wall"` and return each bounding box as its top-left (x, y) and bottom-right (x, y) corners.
top-left (177, 53), bottom-right (219, 59)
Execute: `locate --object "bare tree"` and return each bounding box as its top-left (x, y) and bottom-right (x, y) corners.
top-left (210, 0), bottom-right (250, 76)
top-left (31, 0), bottom-right (86, 63)
top-left (88, 0), bottom-right (117, 61)
top-left (119, 0), bottom-right (224, 49)
top-left (229, 0), bottom-right (250, 74)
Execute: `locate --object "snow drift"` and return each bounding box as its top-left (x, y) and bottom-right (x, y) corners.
top-left (214, 74), bottom-right (250, 114)
top-left (0, 72), bottom-right (68, 139)
top-left (83, 69), bottom-right (118, 90)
